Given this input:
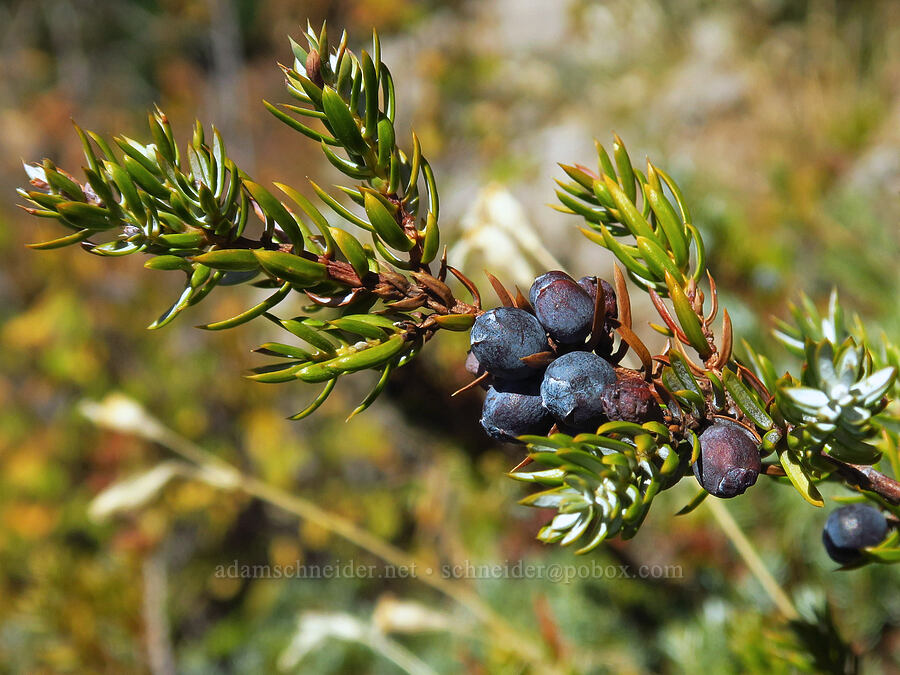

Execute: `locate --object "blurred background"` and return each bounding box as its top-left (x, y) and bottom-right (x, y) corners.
top-left (1, 0), bottom-right (899, 672)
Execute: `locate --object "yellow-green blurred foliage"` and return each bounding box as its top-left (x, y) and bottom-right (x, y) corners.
top-left (1, 0), bottom-right (898, 672)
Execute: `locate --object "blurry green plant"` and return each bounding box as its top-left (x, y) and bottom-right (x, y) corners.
top-left (16, 21), bottom-right (900, 569)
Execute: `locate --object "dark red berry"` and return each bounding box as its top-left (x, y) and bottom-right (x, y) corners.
top-left (600, 371), bottom-right (663, 424)
top-left (693, 421), bottom-right (761, 498)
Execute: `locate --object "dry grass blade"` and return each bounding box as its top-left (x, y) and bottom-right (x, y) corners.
top-left (448, 266), bottom-right (481, 309)
top-left (672, 337), bottom-right (707, 376)
top-left (615, 323), bottom-right (653, 376)
top-left (509, 456), bottom-right (534, 473)
top-left (585, 275), bottom-right (607, 351)
top-left (648, 288), bottom-right (689, 344)
top-left (713, 308), bottom-right (733, 369)
top-left (533, 594), bottom-right (567, 662)
top-left (451, 371), bottom-right (490, 397)
top-left (736, 363), bottom-right (772, 400)
top-left (613, 264), bottom-right (632, 329)
top-left (686, 278), bottom-right (703, 315)
top-left (705, 270), bottom-right (719, 323)
top-left (651, 378), bottom-right (675, 405)
top-left (520, 351), bottom-right (556, 368)
top-left (484, 271), bottom-right (515, 307)
top-left (514, 285), bottom-right (533, 312)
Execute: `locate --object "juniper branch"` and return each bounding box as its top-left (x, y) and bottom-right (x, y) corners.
top-left (18, 24), bottom-right (483, 420)
top-left (14, 18), bottom-right (900, 560)
top-left (547, 136), bottom-right (900, 557)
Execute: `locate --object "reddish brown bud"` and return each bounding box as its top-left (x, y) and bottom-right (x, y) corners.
top-left (306, 49), bottom-right (324, 88)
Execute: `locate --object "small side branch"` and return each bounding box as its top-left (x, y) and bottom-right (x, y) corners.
top-left (823, 456), bottom-right (900, 505)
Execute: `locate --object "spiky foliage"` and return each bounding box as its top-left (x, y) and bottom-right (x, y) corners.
top-left (779, 338), bottom-right (892, 465)
top-left (18, 23), bottom-right (478, 420)
top-left (546, 136), bottom-right (899, 560)
top-left (15, 21), bottom-right (900, 562)
top-left (511, 421), bottom-right (688, 550)
top-left (767, 292), bottom-right (899, 519)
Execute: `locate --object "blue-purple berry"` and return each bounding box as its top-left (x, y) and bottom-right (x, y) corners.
top-left (540, 351), bottom-right (616, 429)
top-left (577, 276), bottom-right (618, 321)
top-left (692, 421), bottom-right (761, 498)
top-left (480, 379), bottom-right (551, 442)
top-left (529, 270), bottom-right (573, 308)
top-left (822, 504), bottom-right (888, 564)
top-left (533, 278), bottom-right (595, 344)
top-left (470, 307), bottom-right (547, 380)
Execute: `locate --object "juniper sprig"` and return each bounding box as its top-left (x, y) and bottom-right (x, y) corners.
top-left (18, 23), bottom-right (480, 421)
top-left (17, 20), bottom-right (900, 563)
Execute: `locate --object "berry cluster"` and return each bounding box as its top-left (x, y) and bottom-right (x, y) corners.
top-left (468, 271), bottom-right (661, 443)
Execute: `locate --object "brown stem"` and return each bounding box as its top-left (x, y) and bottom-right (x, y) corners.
top-left (208, 222), bottom-right (479, 318)
top-left (821, 456), bottom-right (900, 505)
